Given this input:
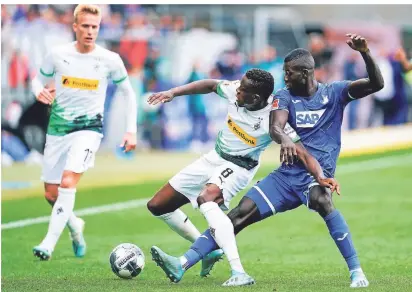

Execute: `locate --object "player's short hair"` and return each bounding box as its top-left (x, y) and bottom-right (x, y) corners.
top-left (245, 68), bottom-right (274, 98)
top-left (73, 4), bottom-right (101, 23)
top-left (284, 48), bottom-right (315, 70)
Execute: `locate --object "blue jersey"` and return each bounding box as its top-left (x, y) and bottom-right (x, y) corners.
top-left (272, 81), bottom-right (352, 177)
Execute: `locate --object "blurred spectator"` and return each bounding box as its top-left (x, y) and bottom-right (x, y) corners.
top-left (140, 78), bottom-right (163, 149)
top-left (100, 12), bottom-right (125, 43)
top-left (120, 13), bottom-right (155, 69)
top-left (308, 33), bottom-right (334, 83)
top-left (257, 46), bottom-right (284, 92)
top-left (1, 130), bottom-right (43, 166)
top-left (186, 62), bottom-right (209, 152)
top-left (216, 49), bottom-right (243, 80)
top-left (373, 49), bottom-right (408, 125)
top-left (2, 4), bottom-right (411, 155)
top-left (8, 49), bottom-right (30, 89)
top-left (344, 52), bottom-right (367, 130)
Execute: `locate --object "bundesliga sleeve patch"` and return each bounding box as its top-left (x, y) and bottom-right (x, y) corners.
top-left (272, 99), bottom-right (280, 110)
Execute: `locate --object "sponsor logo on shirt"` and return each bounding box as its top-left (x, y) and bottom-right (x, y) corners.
top-left (61, 76), bottom-right (99, 90)
top-left (227, 116), bottom-right (257, 146)
top-left (296, 109), bottom-right (326, 128)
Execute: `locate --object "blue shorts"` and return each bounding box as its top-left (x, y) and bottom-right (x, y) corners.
top-left (245, 169), bottom-right (319, 220)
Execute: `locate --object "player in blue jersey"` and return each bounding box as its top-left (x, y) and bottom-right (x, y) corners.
top-left (150, 33), bottom-right (384, 288)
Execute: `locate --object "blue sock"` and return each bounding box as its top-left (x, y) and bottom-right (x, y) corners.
top-left (182, 229), bottom-right (219, 270)
top-left (324, 209), bottom-right (360, 271)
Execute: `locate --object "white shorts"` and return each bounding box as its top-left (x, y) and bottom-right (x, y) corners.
top-left (41, 130), bottom-right (102, 184)
top-left (169, 149), bottom-right (259, 211)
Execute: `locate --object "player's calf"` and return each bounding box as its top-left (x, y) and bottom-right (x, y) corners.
top-left (147, 184), bottom-right (201, 243)
top-left (309, 186), bottom-right (365, 282)
top-left (228, 197), bottom-right (261, 234)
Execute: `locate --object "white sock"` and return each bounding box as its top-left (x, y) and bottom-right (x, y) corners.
top-left (49, 197), bottom-right (79, 233)
top-left (157, 209), bottom-right (201, 243)
top-left (350, 268), bottom-right (364, 275)
top-left (200, 201), bottom-right (245, 274)
top-left (67, 213), bottom-right (80, 233)
top-left (40, 187), bottom-right (76, 251)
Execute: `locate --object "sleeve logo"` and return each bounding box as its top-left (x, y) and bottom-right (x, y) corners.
top-left (272, 99), bottom-right (280, 110)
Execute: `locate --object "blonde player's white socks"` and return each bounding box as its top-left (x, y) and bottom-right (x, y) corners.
top-left (48, 196), bottom-right (79, 233)
top-left (40, 187), bottom-right (76, 251)
top-left (200, 201), bottom-right (245, 274)
top-left (157, 209), bottom-right (201, 242)
top-left (67, 213), bottom-right (81, 234)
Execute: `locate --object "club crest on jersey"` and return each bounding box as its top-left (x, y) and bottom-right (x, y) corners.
top-left (272, 98), bottom-right (280, 110)
top-left (61, 76), bottom-right (99, 90)
top-left (296, 109), bottom-right (326, 128)
top-left (227, 116), bottom-right (257, 146)
top-left (253, 117), bottom-right (263, 130)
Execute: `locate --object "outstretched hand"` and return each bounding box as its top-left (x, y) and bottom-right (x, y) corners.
top-left (147, 90), bottom-right (174, 105)
top-left (346, 33), bottom-right (369, 53)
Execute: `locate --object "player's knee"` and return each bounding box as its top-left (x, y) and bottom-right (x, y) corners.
top-left (60, 175), bottom-right (76, 189)
top-left (309, 187), bottom-right (334, 217)
top-left (147, 198), bottom-right (164, 216)
top-left (44, 191), bottom-right (58, 205)
top-left (197, 184), bottom-right (222, 206)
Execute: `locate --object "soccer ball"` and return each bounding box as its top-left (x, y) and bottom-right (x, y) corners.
top-left (109, 243), bottom-right (145, 279)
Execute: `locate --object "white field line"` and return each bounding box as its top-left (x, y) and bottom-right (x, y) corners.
top-left (2, 153), bottom-right (412, 230)
top-left (2, 199), bottom-right (149, 230)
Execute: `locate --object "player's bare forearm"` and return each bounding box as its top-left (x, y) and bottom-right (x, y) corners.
top-left (296, 143), bottom-right (325, 182)
top-left (269, 110), bottom-right (290, 144)
top-left (348, 51), bottom-right (384, 99)
top-left (171, 79), bottom-right (219, 97)
top-left (270, 124), bottom-right (290, 144)
top-left (270, 110), bottom-right (298, 164)
top-left (148, 79), bottom-right (219, 105)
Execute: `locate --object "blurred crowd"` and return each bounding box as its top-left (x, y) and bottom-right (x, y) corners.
top-left (2, 4), bottom-right (412, 166)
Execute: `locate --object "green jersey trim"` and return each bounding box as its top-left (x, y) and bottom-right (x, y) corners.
top-left (216, 81), bottom-right (227, 99)
top-left (40, 68), bottom-right (54, 77)
top-left (113, 75), bottom-right (127, 84)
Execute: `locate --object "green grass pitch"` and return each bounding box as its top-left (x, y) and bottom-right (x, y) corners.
top-left (2, 149), bottom-right (412, 291)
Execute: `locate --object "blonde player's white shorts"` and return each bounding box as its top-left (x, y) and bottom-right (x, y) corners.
top-left (41, 130), bottom-right (103, 184)
top-left (169, 149), bottom-right (259, 211)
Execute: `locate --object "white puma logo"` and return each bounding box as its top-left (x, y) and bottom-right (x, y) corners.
top-left (321, 95), bottom-right (329, 105)
top-left (199, 235), bottom-right (208, 240)
top-left (292, 100), bottom-right (301, 104)
top-left (337, 233), bottom-right (348, 241)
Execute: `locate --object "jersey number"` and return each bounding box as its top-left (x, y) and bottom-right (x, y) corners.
top-left (219, 168), bottom-right (234, 184)
top-left (221, 168), bottom-right (233, 178)
top-left (84, 149), bottom-right (93, 163)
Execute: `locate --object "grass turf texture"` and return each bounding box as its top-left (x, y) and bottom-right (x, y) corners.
top-left (2, 148), bottom-right (412, 291)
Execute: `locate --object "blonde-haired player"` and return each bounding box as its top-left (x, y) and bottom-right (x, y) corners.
top-left (31, 4), bottom-right (137, 260)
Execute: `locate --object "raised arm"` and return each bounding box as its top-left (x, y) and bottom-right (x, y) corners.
top-left (345, 33), bottom-right (384, 100)
top-left (147, 79), bottom-right (219, 105)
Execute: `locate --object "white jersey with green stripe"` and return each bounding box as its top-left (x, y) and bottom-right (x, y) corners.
top-left (215, 80), bottom-right (299, 163)
top-left (39, 42), bottom-right (128, 136)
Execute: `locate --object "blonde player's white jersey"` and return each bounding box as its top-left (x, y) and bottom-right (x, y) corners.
top-left (39, 42), bottom-right (128, 136)
top-left (215, 80), bottom-right (299, 164)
